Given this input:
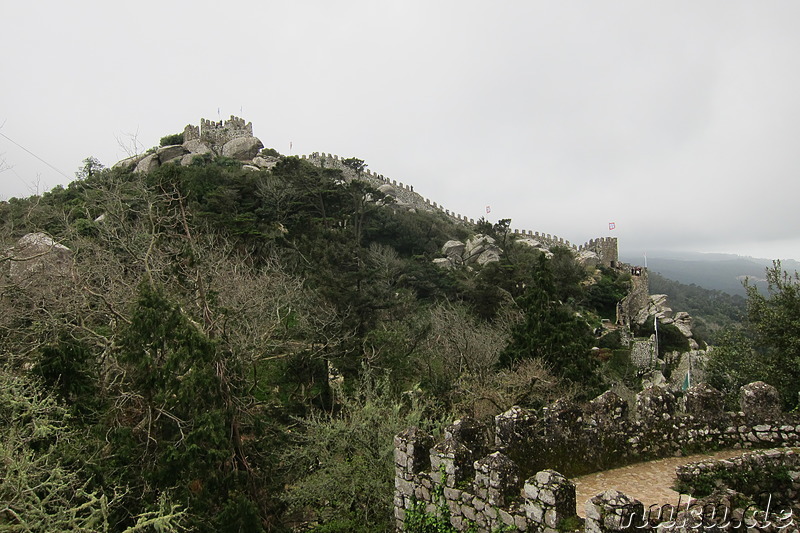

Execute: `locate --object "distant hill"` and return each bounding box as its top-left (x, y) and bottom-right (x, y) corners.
top-left (647, 271), bottom-right (746, 344)
top-left (620, 250), bottom-right (800, 296)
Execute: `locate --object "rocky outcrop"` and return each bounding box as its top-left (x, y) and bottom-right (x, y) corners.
top-left (671, 311), bottom-right (693, 338)
top-left (7, 232), bottom-right (72, 280)
top-left (222, 136), bottom-right (264, 160)
top-left (576, 249), bottom-right (600, 268)
top-left (156, 144), bottom-right (188, 163)
top-left (739, 381), bottom-right (782, 421)
top-left (133, 153), bottom-right (160, 174)
top-left (115, 116), bottom-right (273, 173)
top-left (464, 235), bottom-right (502, 265)
top-left (252, 156), bottom-right (280, 170)
top-left (635, 293), bottom-right (671, 325)
top-left (183, 138), bottom-right (213, 155)
top-left (433, 235), bottom-right (504, 268)
top-left (441, 240), bottom-right (466, 262)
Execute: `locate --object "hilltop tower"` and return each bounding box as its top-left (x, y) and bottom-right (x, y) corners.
top-left (183, 115), bottom-right (254, 150)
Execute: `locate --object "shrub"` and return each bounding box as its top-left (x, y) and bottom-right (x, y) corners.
top-left (260, 147), bottom-right (281, 157)
top-left (160, 133), bottom-right (184, 146)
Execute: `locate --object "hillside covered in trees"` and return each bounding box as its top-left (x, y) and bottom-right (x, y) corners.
top-left (4, 143), bottom-right (794, 532)
top-left (648, 272), bottom-right (746, 344)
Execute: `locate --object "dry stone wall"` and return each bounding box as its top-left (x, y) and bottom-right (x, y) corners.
top-left (676, 448), bottom-right (800, 504)
top-left (394, 381), bottom-right (800, 532)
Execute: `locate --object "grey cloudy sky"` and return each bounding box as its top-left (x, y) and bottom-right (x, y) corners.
top-left (2, 1), bottom-right (799, 260)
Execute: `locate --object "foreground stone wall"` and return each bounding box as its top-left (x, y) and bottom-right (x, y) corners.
top-left (676, 448), bottom-right (800, 507)
top-left (394, 381), bottom-right (800, 532)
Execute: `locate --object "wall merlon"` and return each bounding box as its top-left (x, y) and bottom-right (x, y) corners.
top-left (395, 381), bottom-right (800, 531)
top-left (295, 149), bottom-right (618, 262)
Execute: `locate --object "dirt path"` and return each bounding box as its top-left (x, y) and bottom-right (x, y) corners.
top-left (572, 450), bottom-right (744, 517)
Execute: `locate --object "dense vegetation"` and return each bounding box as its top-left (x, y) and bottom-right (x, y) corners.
top-left (705, 262), bottom-right (800, 410)
top-left (0, 151), bottom-right (722, 531)
top-left (649, 271), bottom-right (746, 344)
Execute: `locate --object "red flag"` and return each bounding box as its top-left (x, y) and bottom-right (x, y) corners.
top-left (608, 222), bottom-right (616, 230)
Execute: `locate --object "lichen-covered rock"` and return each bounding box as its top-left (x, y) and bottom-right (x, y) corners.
top-left (672, 311), bottom-right (694, 338)
top-left (252, 156), bottom-right (280, 170)
top-left (442, 240), bottom-right (465, 260)
top-left (630, 338), bottom-right (656, 369)
top-left (476, 247), bottom-right (502, 265)
top-left (577, 249), bottom-right (600, 268)
top-left (541, 399), bottom-right (582, 435)
top-left (740, 381), bottom-right (782, 421)
top-left (180, 154), bottom-right (203, 166)
top-left (635, 293), bottom-right (672, 325)
top-left (156, 144), bottom-right (188, 162)
top-left (432, 257), bottom-right (454, 269)
top-left (464, 235), bottom-right (497, 263)
top-left (394, 426), bottom-right (434, 475)
top-left (683, 383), bottom-right (724, 420)
top-left (134, 153), bottom-right (160, 174)
top-left (222, 136), bottom-right (264, 160)
top-left (183, 138), bottom-right (213, 155)
top-left (586, 390), bottom-right (628, 428)
top-left (430, 437), bottom-right (473, 487)
top-left (495, 405), bottom-right (537, 448)
top-left (445, 417), bottom-right (488, 458)
top-left (8, 232), bottom-right (72, 280)
top-left (635, 385), bottom-right (677, 423)
top-left (377, 183), bottom-right (397, 197)
top-left (112, 154), bottom-right (143, 169)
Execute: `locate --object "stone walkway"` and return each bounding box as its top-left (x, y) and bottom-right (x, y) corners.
top-left (573, 450), bottom-right (744, 517)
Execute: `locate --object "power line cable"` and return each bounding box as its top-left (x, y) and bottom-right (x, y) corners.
top-left (0, 131), bottom-right (72, 180)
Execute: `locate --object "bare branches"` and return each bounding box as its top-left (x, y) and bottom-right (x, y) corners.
top-left (115, 129), bottom-right (144, 159)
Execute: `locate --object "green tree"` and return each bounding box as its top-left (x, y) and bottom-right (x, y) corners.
top-left (281, 369), bottom-right (438, 532)
top-left (707, 262), bottom-right (800, 409)
top-left (342, 157), bottom-right (366, 175)
top-left (160, 133), bottom-right (184, 146)
top-left (106, 284), bottom-right (263, 532)
top-left (0, 365), bottom-right (188, 531)
top-left (75, 156), bottom-right (105, 179)
top-left (500, 254), bottom-right (601, 398)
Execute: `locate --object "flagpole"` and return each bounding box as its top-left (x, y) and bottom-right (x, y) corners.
top-left (653, 315), bottom-right (658, 368)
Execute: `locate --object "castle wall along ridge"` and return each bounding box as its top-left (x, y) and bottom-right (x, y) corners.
top-left (118, 117), bottom-right (619, 265)
top-left (298, 152), bottom-right (618, 267)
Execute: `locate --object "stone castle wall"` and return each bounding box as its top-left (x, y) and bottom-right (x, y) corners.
top-left (394, 381), bottom-right (800, 532)
top-left (618, 267), bottom-right (650, 327)
top-left (118, 117), bottom-right (620, 267)
top-left (183, 115), bottom-right (253, 148)
top-left (300, 152), bottom-right (619, 267)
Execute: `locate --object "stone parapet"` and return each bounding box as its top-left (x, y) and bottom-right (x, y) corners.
top-left (394, 381), bottom-right (800, 531)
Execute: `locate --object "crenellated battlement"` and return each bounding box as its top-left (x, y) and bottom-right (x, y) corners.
top-left (394, 381), bottom-right (800, 532)
top-left (183, 115), bottom-right (253, 148)
top-left (298, 152), bottom-right (619, 267)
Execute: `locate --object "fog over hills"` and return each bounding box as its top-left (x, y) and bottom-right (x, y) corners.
top-left (620, 249), bottom-right (800, 296)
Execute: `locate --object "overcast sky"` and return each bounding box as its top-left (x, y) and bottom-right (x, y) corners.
top-left (2, 1), bottom-right (799, 260)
